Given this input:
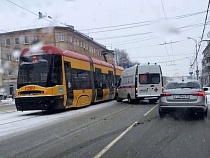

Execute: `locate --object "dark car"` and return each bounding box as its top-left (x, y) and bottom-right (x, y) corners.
top-left (0, 92), bottom-right (7, 100)
top-left (159, 80), bottom-right (208, 118)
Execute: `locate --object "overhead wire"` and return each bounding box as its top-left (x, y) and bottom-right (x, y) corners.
top-left (191, 0), bottom-right (210, 66)
top-left (5, 0), bottom-right (210, 36)
top-left (130, 52), bottom-right (195, 58)
top-left (79, 10), bottom-right (210, 31)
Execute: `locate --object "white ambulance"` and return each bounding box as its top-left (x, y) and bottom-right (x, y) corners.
top-left (115, 64), bottom-right (163, 104)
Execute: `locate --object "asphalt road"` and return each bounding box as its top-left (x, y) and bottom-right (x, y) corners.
top-left (0, 100), bottom-right (210, 158)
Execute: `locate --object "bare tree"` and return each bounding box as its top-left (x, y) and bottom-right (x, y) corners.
top-left (115, 48), bottom-right (139, 68)
top-left (115, 48), bottom-right (131, 68)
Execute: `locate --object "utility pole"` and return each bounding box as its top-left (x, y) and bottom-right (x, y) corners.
top-left (187, 37), bottom-right (199, 80)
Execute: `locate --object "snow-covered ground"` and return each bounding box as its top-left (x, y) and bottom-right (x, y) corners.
top-left (0, 98), bottom-right (15, 105)
top-left (0, 101), bottom-right (114, 140)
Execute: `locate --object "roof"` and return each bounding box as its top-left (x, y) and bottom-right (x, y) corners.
top-left (21, 45), bottom-right (90, 62)
top-left (0, 26), bottom-right (114, 54)
top-left (20, 45), bottom-right (118, 68)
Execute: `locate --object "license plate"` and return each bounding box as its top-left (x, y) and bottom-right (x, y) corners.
top-left (173, 95), bottom-right (190, 99)
top-left (139, 89), bottom-right (148, 93)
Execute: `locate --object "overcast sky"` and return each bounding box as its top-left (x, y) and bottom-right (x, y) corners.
top-left (1, 0), bottom-right (210, 77)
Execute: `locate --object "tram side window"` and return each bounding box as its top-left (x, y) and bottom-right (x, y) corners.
top-left (51, 56), bottom-right (62, 85)
top-left (72, 69), bottom-right (91, 89)
top-left (95, 68), bottom-right (102, 88)
top-left (101, 73), bottom-right (109, 89)
top-left (108, 71), bottom-right (114, 88)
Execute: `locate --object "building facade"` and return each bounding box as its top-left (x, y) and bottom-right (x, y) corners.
top-left (201, 42), bottom-right (210, 87)
top-left (0, 26), bottom-right (115, 96)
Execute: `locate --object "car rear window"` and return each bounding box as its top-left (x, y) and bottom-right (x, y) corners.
top-left (165, 82), bottom-right (200, 89)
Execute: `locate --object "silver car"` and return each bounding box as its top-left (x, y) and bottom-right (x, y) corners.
top-left (159, 80), bottom-right (208, 118)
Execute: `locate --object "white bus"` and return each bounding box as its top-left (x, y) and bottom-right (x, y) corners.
top-left (115, 64), bottom-right (163, 104)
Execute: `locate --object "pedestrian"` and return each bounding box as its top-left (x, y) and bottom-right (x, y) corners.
top-left (12, 91), bottom-right (15, 101)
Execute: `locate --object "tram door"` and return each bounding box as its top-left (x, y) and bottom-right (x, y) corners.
top-left (64, 62), bottom-right (73, 105)
top-left (95, 68), bottom-right (103, 100)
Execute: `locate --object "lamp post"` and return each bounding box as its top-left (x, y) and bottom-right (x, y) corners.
top-left (186, 57), bottom-right (194, 79)
top-left (187, 37), bottom-right (199, 80)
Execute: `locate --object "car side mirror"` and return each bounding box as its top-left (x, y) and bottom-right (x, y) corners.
top-left (203, 87), bottom-right (208, 91)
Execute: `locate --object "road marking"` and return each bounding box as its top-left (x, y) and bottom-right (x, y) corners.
top-left (94, 122), bottom-right (138, 158)
top-left (143, 104), bottom-right (158, 116)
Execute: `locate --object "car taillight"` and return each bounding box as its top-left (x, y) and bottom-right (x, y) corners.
top-left (193, 91), bottom-right (206, 97)
top-left (161, 92), bottom-right (171, 96)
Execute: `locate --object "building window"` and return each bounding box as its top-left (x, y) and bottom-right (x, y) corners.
top-left (69, 36), bottom-right (73, 43)
top-left (24, 36), bottom-right (29, 44)
top-left (14, 38), bottom-right (20, 45)
top-left (8, 69), bottom-right (13, 75)
top-left (33, 35), bottom-right (38, 43)
top-left (80, 41), bottom-right (83, 47)
top-left (77, 40), bottom-right (80, 46)
top-left (59, 33), bottom-right (64, 41)
top-left (5, 39), bottom-right (10, 46)
top-left (7, 54), bottom-right (11, 61)
top-left (73, 37), bottom-right (76, 45)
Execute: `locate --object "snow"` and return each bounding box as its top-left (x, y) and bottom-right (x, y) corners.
top-left (0, 101), bottom-right (114, 140)
top-left (0, 98), bottom-right (15, 105)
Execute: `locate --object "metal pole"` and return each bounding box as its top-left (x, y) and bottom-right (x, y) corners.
top-left (195, 40), bottom-right (199, 80)
top-left (187, 37), bottom-right (199, 80)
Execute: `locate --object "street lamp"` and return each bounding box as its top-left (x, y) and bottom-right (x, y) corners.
top-left (186, 57), bottom-right (194, 79)
top-left (187, 37), bottom-right (199, 80)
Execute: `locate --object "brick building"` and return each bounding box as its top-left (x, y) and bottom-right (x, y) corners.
top-left (0, 26), bottom-right (115, 96)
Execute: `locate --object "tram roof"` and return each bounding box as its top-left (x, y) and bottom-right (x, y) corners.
top-left (20, 45), bottom-right (117, 68)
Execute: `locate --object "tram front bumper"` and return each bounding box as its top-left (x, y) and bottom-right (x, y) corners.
top-left (15, 95), bottom-right (64, 111)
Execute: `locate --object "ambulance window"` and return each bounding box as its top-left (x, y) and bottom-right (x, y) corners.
top-left (139, 74), bottom-right (160, 84)
top-left (150, 74), bottom-right (160, 84)
top-left (139, 74), bottom-right (147, 84)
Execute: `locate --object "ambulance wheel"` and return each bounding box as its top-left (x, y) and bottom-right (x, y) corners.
top-left (149, 99), bottom-right (157, 104)
top-left (115, 94), bottom-right (122, 102)
top-left (128, 95), bottom-right (133, 104)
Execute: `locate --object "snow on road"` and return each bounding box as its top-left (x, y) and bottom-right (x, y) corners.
top-left (0, 98), bottom-right (15, 106)
top-left (0, 101), bottom-right (114, 140)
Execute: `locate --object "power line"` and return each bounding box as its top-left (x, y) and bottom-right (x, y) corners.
top-left (191, 0), bottom-right (210, 66)
top-left (157, 56), bottom-right (191, 64)
top-left (6, 0), bottom-right (38, 17)
top-left (79, 10), bottom-right (210, 31)
top-left (130, 52), bottom-right (195, 58)
top-left (160, 0), bottom-right (168, 21)
top-left (109, 37), bottom-right (160, 47)
top-left (94, 32), bottom-right (154, 40)
top-left (87, 23), bottom-right (151, 34)
top-left (5, 0), bottom-right (58, 25)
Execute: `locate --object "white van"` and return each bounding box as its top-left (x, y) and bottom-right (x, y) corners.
top-left (115, 64), bottom-right (163, 104)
